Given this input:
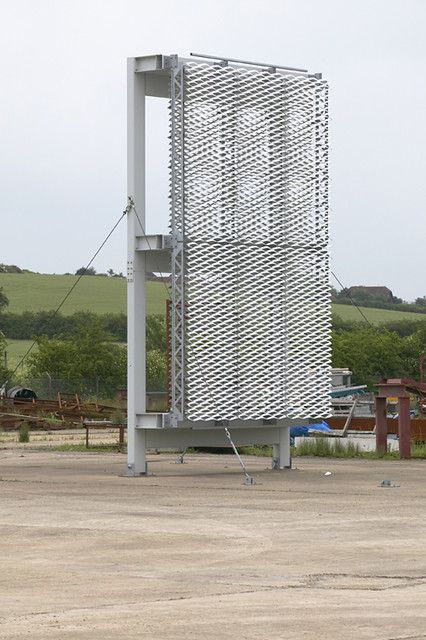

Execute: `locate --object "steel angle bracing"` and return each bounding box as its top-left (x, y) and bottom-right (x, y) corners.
top-left (169, 61), bottom-right (331, 423)
top-left (169, 62), bottom-right (185, 424)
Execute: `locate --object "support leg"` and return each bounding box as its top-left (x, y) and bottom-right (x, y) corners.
top-left (126, 60), bottom-right (147, 477)
top-left (127, 428), bottom-right (147, 475)
top-left (398, 396), bottom-right (411, 459)
top-left (272, 426), bottom-right (291, 469)
top-left (375, 396), bottom-right (387, 456)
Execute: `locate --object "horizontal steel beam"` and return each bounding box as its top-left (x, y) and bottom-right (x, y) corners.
top-left (132, 53), bottom-right (316, 80)
top-left (135, 234), bottom-right (171, 272)
top-left (190, 51), bottom-right (308, 73)
top-left (135, 234), bottom-right (171, 251)
top-left (136, 413), bottom-right (308, 430)
top-left (133, 55), bottom-right (165, 72)
top-left (143, 426), bottom-right (284, 449)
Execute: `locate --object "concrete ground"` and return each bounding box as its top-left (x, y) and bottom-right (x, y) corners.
top-left (0, 449), bottom-right (425, 639)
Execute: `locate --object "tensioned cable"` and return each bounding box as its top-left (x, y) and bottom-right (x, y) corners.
top-left (131, 200), bottom-right (254, 483)
top-left (331, 270), bottom-right (380, 330)
top-left (134, 200), bottom-right (370, 340)
top-left (5, 204), bottom-right (130, 381)
top-left (331, 270), bottom-right (393, 353)
top-left (133, 203), bottom-right (381, 480)
top-left (5, 194), bottom-right (379, 472)
top-left (130, 204), bottom-right (248, 475)
top-left (135, 201), bottom-right (389, 472)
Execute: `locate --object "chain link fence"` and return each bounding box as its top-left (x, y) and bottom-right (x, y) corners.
top-left (12, 374), bottom-right (168, 410)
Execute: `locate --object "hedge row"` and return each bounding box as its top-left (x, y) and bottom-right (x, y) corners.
top-left (334, 297), bottom-right (426, 315)
top-left (1, 310), bottom-right (426, 344)
top-left (0, 311), bottom-right (127, 341)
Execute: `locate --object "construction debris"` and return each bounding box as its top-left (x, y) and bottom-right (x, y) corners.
top-left (0, 393), bottom-right (125, 431)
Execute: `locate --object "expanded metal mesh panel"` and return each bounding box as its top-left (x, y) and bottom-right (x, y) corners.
top-left (170, 62), bottom-right (330, 422)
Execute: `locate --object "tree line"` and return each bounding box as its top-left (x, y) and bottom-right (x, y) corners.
top-left (0, 315), bottom-right (167, 396)
top-left (1, 307), bottom-right (426, 397)
top-left (332, 320), bottom-right (426, 389)
top-left (0, 311), bottom-right (128, 341)
top-left (332, 287), bottom-right (426, 315)
top-left (2, 308), bottom-right (426, 343)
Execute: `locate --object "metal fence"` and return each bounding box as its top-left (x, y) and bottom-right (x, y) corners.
top-left (14, 375), bottom-right (165, 405)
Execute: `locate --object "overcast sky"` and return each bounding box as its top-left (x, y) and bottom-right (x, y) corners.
top-left (1, 0), bottom-right (425, 300)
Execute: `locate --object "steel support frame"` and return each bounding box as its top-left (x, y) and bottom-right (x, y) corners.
top-left (126, 54), bottom-right (324, 475)
top-left (169, 60), bottom-right (185, 426)
top-left (375, 382), bottom-right (411, 459)
top-left (127, 58), bottom-right (147, 475)
top-left (136, 424), bottom-right (291, 453)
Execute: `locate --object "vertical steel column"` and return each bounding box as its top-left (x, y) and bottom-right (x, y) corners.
top-left (375, 396), bottom-right (387, 456)
top-left (273, 427), bottom-right (291, 469)
top-left (279, 426), bottom-right (291, 468)
top-left (169, 62), bottom-right (185, 426)
top-left (398, 396), bottom-right (411, 459)
top-left (127, 58), bottom-right (147, 475)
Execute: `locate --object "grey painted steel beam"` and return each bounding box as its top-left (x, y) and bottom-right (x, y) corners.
top-left (142, 426), bottom-right (285, 449)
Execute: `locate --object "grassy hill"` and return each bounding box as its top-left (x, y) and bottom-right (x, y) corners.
top-left (0, 273), bottom-right (167, 315)
top-left (1, 273), bottom-right (425, 325)
top-left (332, 303), bottom-right (426, 324)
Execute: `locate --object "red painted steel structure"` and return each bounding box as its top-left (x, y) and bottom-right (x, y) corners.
top-left (375, 378), bottom-right (426, 458)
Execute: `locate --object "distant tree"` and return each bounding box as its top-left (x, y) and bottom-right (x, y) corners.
top-left (409, 323), bottom-right (426, 354)
top-left (26, 316), bottom-right (166, 393)
top-left (146, 315), bottom-right (166, 351)
top-left (75, 266), bottom-right (97, 276)
top-left (335, 287), bottom-right (350, 301)
top-left (108, 268), bottom-right (115, 277)
top-left (0, 287), bottom-right (9, 313)
top-left (415, 296), bottom-right (426, 307)
top-left (379, 318), bottom-right (426, 338)
top-left (0, 331), bottom-right (10, 383)
top-left (332, 327), bottom-right (420, 389)
top-left (0, 264), bottom-right (23, 274)
top-left (146, 349), bottom-right (167, 391)
top-left (330, 286), bottom-right (339, 301)
top-left (27, 319), bottom-right (126, 392)
top-left (102, 313), bottom-right (127, 342)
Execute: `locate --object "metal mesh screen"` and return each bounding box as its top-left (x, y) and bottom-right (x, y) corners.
top-left (170, 61), bottom-right (330, 422)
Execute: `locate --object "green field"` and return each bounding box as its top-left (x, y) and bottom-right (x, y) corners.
top-left (1, 273), bottom-right (425, 325)
top-left (333, 303), bottom-right (426, 324)
top-left (0, 273), bottom-right (168, 315)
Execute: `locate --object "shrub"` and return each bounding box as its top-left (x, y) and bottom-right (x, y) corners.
top-left (27, 318), bottom-right (126, 396)
top-left (18, 423), bottom-right (30, 443)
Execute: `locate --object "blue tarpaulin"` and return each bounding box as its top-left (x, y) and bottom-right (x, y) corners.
top-left (290, 420), bottom-right (332, 444)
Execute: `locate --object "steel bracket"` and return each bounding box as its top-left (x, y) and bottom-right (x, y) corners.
top-left (164, 54), bottom-right (179, 69)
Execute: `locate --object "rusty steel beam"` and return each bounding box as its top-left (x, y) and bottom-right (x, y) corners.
top-left (398, 396), bottom-right (411, 459)
top-left (375, 396), bottom-right (388, 457)
top-left (374, 378), bottom-right (420, 459)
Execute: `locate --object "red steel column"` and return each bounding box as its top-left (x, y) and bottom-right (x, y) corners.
top-left (375, 396), bottom-right (387, 456)
top-left (398, 396), bottom-right (411, 459)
